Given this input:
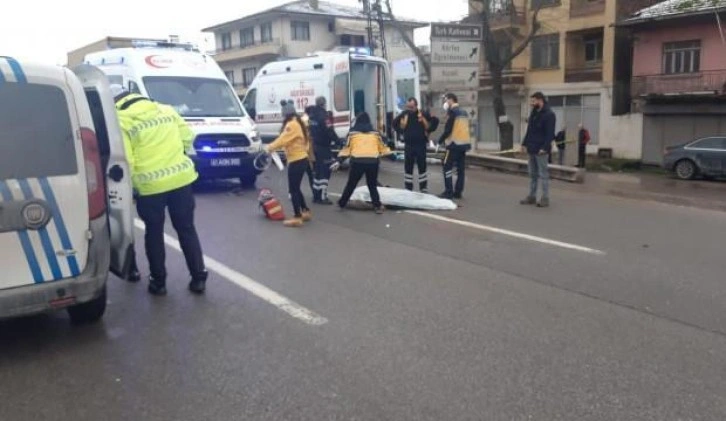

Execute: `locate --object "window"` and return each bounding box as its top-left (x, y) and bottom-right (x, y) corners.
top-left (143, 77), bottom-right (244, 117)
top-left (221, 32), bottom-right (232, 50)
top-left (663, 40), bottom-right (700, 74)
top-left (689, 137), bottom-right (726, 150)
top-left (128, 81), bottom-right (141, 94)
top-left (532, 0), bottom-right (560, 8)
top-left (584, 35), bottom-right (603, 64)
top-left (224, 71), bottom-right (235, 84)
top-left (340, 34), bottom-right (366, 47)
top-left (291, 21), bottom-right (310, 41)
top-left (333, 73), bottom-right (350, 111)
top-left (240, 28), bottom-right (255, 48)
top-left (0, 83), bottom-right (77, 179)
top-left (243, 88), bottom-right (257, 117)
top-left (531, 34), bottom-right (560, 69)
top-left (261, 23), bottom-right (273, 43)
top-left (243, 68), bottom-right (257, 86)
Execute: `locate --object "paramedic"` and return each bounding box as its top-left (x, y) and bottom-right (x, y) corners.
top-left (337, 112), bottom-right (392, 214)
top-left (265, 101), bottom-right (312, 227)
top-left (308, 97), bottom-right (338, 204)
top-left (438, 93), bottom-right (471, 200)
top-left (111, 85), bottom-right (208, 296)
top-left (394, 97), bottom-right (432, 193)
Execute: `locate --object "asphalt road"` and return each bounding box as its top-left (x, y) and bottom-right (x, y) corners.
top-left (2, 162), bottom-right (726, 421)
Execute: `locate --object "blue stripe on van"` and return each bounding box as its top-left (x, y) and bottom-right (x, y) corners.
top-left (0, 181), bottom-right (44, 283)
top-left (38, 178), bottom-right (81, 276)
top-left (4, 57), bottom-right (27, 83)
top-left (18, 180), bottom-right (63, 281)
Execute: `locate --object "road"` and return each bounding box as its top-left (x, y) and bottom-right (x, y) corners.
top-left (2, 162), bottom-right (726, 421)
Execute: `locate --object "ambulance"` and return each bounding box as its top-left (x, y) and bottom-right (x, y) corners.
top-left (85, 41), bottom-right (263, 187)
top-left (242, 48), bottom-right (397, 146)
top-left (0, 57), bottom-right (134, 323)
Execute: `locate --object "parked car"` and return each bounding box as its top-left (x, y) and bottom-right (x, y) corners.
top-left (663, 136), bottom-right (726, 180)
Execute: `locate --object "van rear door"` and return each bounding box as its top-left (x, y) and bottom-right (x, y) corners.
top-left (73, 64), bottom-right (135, 279)
top-left (0, 57), bottom-right (90, 289)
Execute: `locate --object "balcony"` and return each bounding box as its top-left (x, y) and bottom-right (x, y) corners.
top-left (570, 0), bottom-right (606, 18)
top-left (480, 68), bottom-right (526, 89)
top-left (632, 70), bottom-right (726, 97)
top-left (212, 39), bottom-right (282, 64)
top-left (565, 65), bottom-right (603, 83)
top-left (488, 2), bottom-right (527, 32)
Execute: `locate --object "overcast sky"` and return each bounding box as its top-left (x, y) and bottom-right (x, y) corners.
top-left (1, 0), bottom-right (468, 65)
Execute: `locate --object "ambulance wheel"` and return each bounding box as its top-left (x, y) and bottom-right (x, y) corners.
top-left (68, 286), bottom-right (107, 325)
top-left (239, 174), bottom-right (257, 189)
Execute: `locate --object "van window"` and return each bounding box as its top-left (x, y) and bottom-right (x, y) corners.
top-left (0, 83), bottom-right (78, 179)
top-left (333, 73), bottom-right (350, 112)
top-left (243, 88), bottom-right (257, 119)
top-left (128, 81), bottom-right (141, 94)
top-left (143, 76), bottom-right (244, 118)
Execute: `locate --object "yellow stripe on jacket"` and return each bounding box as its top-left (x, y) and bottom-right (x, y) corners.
top-left (267, 119), bottom-right (310, 163)
top-left (339, 131), bottom-right (392, 160)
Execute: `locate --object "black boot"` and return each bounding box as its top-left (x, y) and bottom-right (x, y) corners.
top-left (189, 270), bottom-right (209, 295)
top-left (148, 277), bottom-right (167, 296)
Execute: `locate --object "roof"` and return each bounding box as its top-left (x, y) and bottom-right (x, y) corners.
top-left (619, 0), bottom-right (726, 26)
top-left (202, 0), bottom-right (426, 32)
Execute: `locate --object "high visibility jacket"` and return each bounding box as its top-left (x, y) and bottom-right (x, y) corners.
top-left (439, 105), bottom-right (471, 151)
top-left (301, 113), bottom-right (315, 162)
top-left (115, 94), bottom-right (198, 196)
top-left (267, 118), bottom-right (309, 163)
top-left (339, 130), bottom-right (392, 163)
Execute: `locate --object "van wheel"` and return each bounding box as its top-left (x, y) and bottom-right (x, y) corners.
top-left (239, 174), bottom-right (257, 189)
top-left (68, 286), bottom-right (107, 325)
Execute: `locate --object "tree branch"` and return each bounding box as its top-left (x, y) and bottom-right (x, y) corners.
top-left (502, 3), bottom-right (543, 64)
top-left (380, 0), bottom-right (431, 79)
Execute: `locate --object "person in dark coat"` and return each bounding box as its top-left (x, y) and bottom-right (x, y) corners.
top-left (520, 92), bottom-right (556, 208)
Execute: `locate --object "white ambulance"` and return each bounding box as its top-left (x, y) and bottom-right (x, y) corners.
top-left (242, 48), bottom-right (397, 145)
top-left (85, 41), bottom-right (262, 187)
top-left (0, 57), bottom-right (134, 323)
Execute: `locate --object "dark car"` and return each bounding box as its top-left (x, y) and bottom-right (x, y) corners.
top-left (663, 136), bottom-right (726, 180)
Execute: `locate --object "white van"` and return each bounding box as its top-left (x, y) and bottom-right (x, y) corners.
top-left (85, 41), bottom-right (262, 187)
top-left (0, 56), bottom-right (134, 324)
top-left (243, 48), bottom-right (397, 145)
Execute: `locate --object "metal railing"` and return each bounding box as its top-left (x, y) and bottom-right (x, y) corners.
top-left (570, 0), bottom-right (606, 17)
top-left (632, 70), bottom-right (726, 97)
top-left (212, 38), bottom-right (282, 56)
top-left (488, 0), bottom-right (527, 29)
top-left (564, 65), bottom-right (603, 83)
top-left (480, 68), bottom-right (526, 87)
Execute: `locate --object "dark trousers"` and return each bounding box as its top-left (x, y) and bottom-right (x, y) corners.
top-left (443, 147), bottom-right (466, 195)
top-left (339, 161), bottom-right (381, 208)
top-left (136, 184), bottom-right (206, 284)
top-left (305, 161), bottom-right (315, 193)
top-left (404, 144), bottom-right (428, 192)
top-left (288, 159), bottom-right (309, 217)
top-left (578, 144), bottom-right (587, 168)
top-left (313, 149), bottom-right (332, 201)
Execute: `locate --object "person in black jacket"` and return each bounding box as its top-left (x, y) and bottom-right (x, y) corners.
top-left (308, 97), bottom-right (338, 204)
top-left (520, 92), bottom-right (556, 208)
top-left (394, 97), bottom-right (433, 193)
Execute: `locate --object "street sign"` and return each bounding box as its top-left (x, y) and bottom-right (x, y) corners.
top-left (431, 23), bottom-right (483, 41)
top-left (430, 67), bottom-right (479, 89)
top-left (431, 41), bottom-right (481, 65)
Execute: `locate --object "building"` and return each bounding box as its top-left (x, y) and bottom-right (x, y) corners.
top-left (67, 36), bottom-right (167, 67)
top-left (202, 0), bottom-right (426, 97)
top-left (468, 0), bottom-right (661, 159)
top-left (618, 0), bottom-right (726, 164)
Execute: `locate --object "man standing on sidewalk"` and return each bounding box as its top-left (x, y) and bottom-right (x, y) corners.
top-left (112, 85), bottom-right (208, 296)
top-left (577, 123), bottom-right (591, 168)
top-left (520, 92), bottom-right (556, 208)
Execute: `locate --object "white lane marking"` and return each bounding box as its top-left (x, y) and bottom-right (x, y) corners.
top-left (134, 219), bottom-right (328, 326)
top-left (405, 211), bottom-right (606, 255)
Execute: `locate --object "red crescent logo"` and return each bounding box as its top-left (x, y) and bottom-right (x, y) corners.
top-left (145, 55), bottom-right (171, 68)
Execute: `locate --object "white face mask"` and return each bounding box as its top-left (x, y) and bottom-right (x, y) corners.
top-left (443, 102), bottom-right (450, 111)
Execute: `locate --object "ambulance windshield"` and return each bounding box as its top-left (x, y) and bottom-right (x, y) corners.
top-left (143, 76), bottom-right (245, 118)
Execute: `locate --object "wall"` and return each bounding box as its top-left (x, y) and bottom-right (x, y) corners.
top-left (632, 22), bottom-right (726, 76)
top-left (601, 113), bottom-right (643, 159)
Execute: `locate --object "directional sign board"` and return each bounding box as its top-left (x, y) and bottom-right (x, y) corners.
top-left (430, 67), bottom-right (479, 89)
top-left (431, 24), bottom-right (483, 41)
top-left (431, 41), bottom-right (481, 66)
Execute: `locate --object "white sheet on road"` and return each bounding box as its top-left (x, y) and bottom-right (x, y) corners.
top-left (350, 186), bottom-right (457, 210)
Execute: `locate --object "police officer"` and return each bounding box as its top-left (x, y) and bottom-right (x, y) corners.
top-left (438, 93), bottom-right (471, 200)
top-left (394, 97), bottom-right (432, 193)
top-left (307, 97), bottom-right (337, 205)
top-left (111, 85), bottom-right (208, 296)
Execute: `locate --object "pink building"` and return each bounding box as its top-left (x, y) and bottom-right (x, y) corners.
top-left (618, 0), bottom-right (726, 164)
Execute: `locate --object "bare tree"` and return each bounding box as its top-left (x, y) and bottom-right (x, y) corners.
top-left (471, 0), bottom-right (543, 150)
